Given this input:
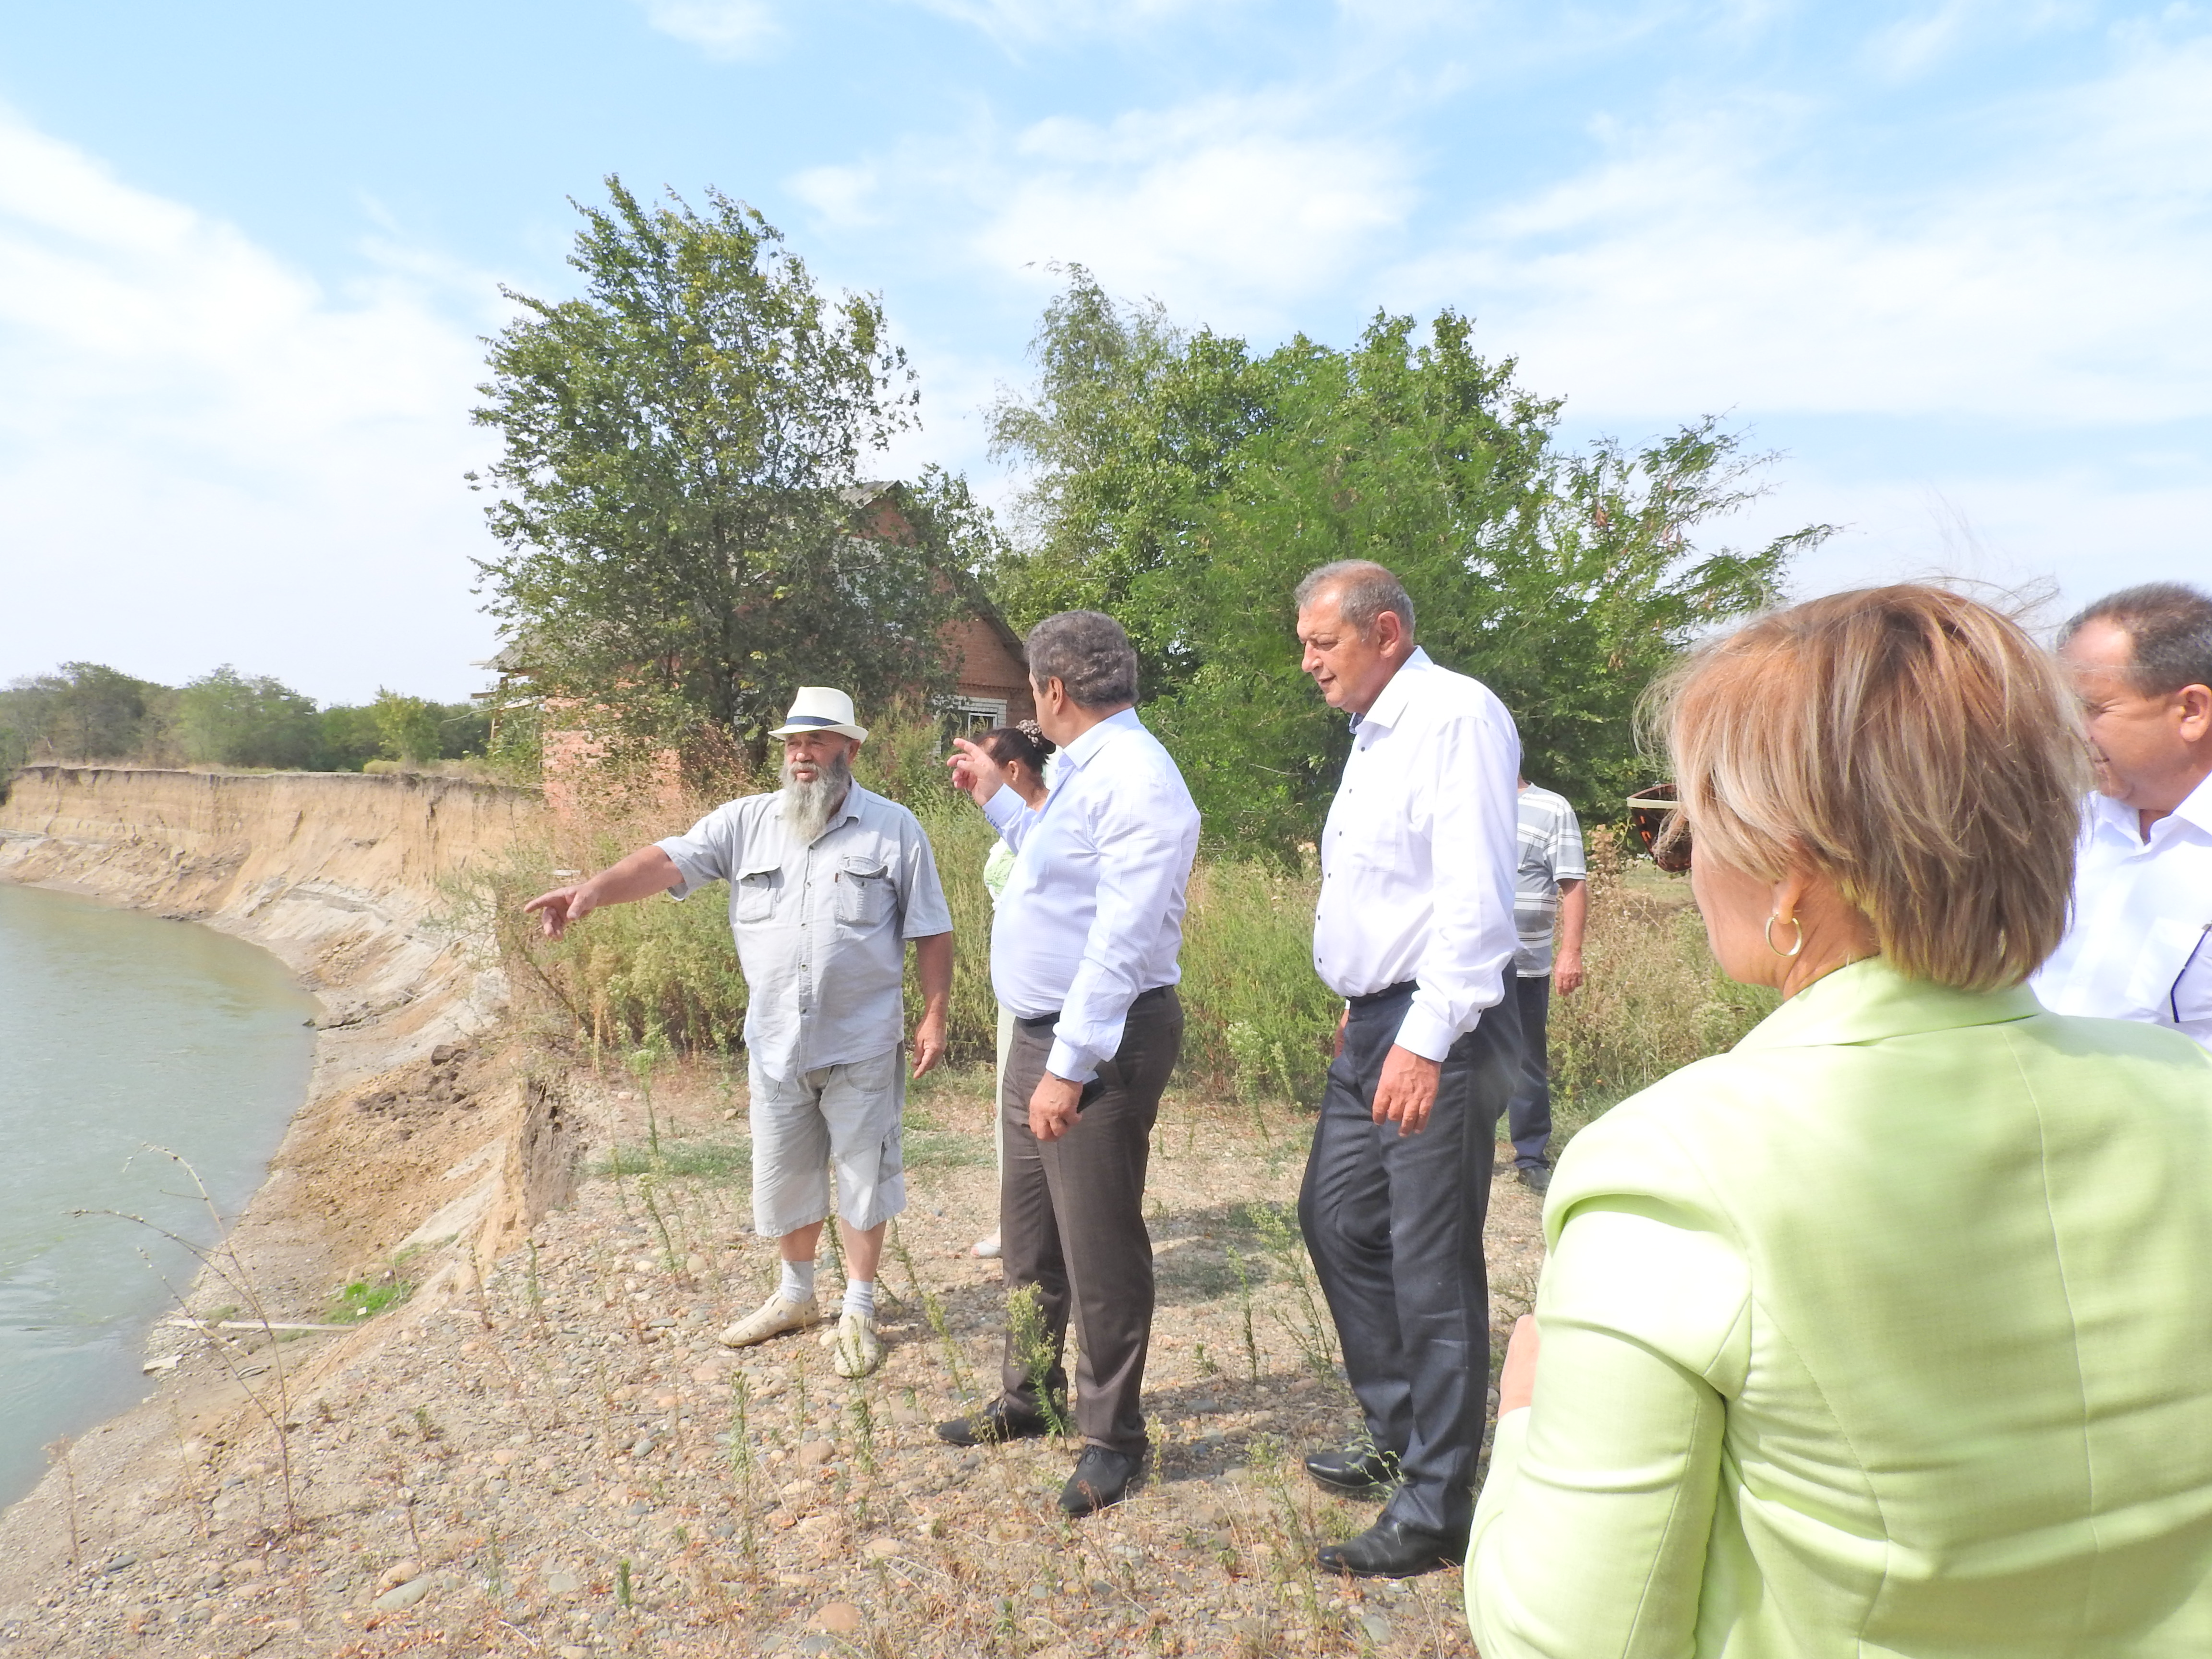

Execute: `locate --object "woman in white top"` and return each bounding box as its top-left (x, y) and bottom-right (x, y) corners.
top-left (971, 720), bottom-right (1053, 1258)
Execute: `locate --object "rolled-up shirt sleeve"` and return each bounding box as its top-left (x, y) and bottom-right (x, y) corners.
top-left (898, 816), bottom-right (953, 939)
top-left (1047, 769), bottom-right (1195, 1083)
top-left (1396, 707), bottom-right (1521, 1060)
top-left (656, 804), bottom-right (741, 900)
top-left (1467, 1190), bottom-right (1750, 1658)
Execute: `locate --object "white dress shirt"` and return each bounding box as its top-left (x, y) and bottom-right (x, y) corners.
top-left (983, 707), bottom-right (1200, 1083)
top-left (656, 785), bottom-right (952, 1081)
top-left (2032, 771), bottom-right (2212, 1049)
top-left (1313, 648), bottom-right (1522, 1061)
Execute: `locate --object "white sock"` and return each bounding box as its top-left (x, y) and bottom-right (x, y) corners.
top-left (842, 1278), bottom-right (876, 1321)
top-left (779, 1259), bottom-right (816, 1304)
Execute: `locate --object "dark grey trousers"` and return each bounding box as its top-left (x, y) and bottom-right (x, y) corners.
top-left (1506, 974), bottom-right (1553, 1169)
top-left (998, 989), bottom-right (1183, 1455)
top-left (1298, 984), bottom-right (1519, 1538)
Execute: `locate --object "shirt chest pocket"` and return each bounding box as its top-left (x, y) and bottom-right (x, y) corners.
top-left (2125, 918), bottom-right (2212, 1025)
top-left (733, 862), bottom-right (782, 925)
top-left (2165, 924), bottom-right (2212, 1029)
top-left (834, 857), bottom-right (892, 928)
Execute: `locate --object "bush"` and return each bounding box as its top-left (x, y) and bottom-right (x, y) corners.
top-left (1177, 852), bottom-right (1339, 1105)
top-left (179, 666), bottom-right (321, 769)
top-left (316, 704), bottom-right (385, 771)
top-left (1546, 828), bottom-right (1778, 1138)
top-left (466, 721), bottom-right (1771, 1120)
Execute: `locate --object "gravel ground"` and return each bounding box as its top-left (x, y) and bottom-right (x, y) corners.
top-left (1, 1060), bottom-right (1546, 1659)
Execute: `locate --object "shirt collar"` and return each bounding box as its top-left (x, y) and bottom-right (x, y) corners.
top-left (1732, 956), bottom-right (2041, 1052)
top-left (1351, 648), bottom-right (1433, 733)
top-left (2174, 769), bottom-right (2212, 836)
top-left (1060, 706), bottom-right (1143, 769)
top-left (2084, 769), bottom-right (2212, 847)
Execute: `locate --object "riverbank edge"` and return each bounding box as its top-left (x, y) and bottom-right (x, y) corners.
top-left (0, 764), bottom-right (565, 1608)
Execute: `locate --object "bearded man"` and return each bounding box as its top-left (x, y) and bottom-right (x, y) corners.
top-left (524, 687), bottom-right (953, 1379)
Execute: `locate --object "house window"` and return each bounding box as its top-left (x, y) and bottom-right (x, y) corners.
top-left (948, 696), bottom-right (1008, 737)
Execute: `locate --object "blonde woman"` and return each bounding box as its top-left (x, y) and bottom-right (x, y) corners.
top-left (970, 720), bottom-right (1054, 1259)
top-left (1467, 586), bottom-right (2212, 1656)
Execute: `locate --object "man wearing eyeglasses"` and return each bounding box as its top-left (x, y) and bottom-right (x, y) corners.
top-left (2032, 581), bottom-right (2212, 1048)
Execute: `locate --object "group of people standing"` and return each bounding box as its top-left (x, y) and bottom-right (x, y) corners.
top-left (526, 569), bottom-right (2212, 1648)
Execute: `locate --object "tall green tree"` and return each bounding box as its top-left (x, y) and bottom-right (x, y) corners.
top-left (987, 272), bottom-right (1830, 848)
top-left (0, 662), bottom-right (170, 764)
top-left (372, 690), bottom-right (445, 765)
top-left (178, 667), bottom-right (321, 769)
top-left (472, 178), bottom-right (972, 762)
top-left (314, 705), bottom-right (386, 771)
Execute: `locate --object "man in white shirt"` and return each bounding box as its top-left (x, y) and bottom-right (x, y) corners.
top-left (1293, 561), bottom-right (1523, 1578)
top-left (936, 611), bottom-right (1201, 1519)
top-left (523, 686), bottom-right (953, 1381)
top-left (2032, 582), bottom-right (2212, 1046)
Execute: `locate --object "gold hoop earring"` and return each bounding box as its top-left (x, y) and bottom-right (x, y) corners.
top-left (1765, 914), bottom-right (1804, 959)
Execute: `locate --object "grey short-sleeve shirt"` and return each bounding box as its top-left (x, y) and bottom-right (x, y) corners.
top-left (1514, 784), bottom-right (1587, 977)
top-left (656, 784), bottom-right (952, 1082)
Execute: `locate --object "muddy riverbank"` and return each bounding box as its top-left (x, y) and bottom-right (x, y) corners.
top-left (0, 768), bottom-right (574, 1628)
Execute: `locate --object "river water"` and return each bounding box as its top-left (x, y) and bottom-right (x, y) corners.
top-left (0, 882), bottom-right (316, 1506)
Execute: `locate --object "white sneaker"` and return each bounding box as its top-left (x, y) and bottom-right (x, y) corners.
top-left (829, 1311), bottom-right (883, 1378)
top-left (718, 1293), bottom-right (819, 1348)
top-left (972, 1232), bottom-right (1002, 1259)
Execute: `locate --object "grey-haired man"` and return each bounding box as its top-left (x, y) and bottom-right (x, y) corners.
top-left (935, 611), bottom-right (1201, 1518)
top-left (523, 686), bottom-right (953, 1380)
top-left (1295, 560), bottom-right (1522, 1579)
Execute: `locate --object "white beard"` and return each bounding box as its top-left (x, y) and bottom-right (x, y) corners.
top-left (781, 751), bottom-right (852, 843)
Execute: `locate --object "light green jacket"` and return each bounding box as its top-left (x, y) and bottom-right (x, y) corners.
top-left (1467, 958), bottom-right (2212, 1658)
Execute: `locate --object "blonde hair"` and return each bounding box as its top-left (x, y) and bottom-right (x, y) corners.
top-left (1649, 585), bottom-right (2088, 991)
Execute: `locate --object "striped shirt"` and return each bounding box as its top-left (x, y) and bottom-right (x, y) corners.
top-left (1514, 784), bottom-right (1586, 977)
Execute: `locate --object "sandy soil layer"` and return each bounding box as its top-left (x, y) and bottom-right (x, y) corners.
top-left (0, 768), bottom-right (568, 1624)
top-left (0, 1060), bottom-right (1546, 1659)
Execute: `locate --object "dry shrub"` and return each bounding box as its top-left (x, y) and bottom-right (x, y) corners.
top-left (1547, 825), bottom-right (1778, 1141)
top-left (1175, 852), bottom-right (1339, 1105)
top-left (464, 729), bottom-right (1771, 1120)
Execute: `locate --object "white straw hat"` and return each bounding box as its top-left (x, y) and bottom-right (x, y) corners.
top-left (769, 686), bottom-right (868, 742)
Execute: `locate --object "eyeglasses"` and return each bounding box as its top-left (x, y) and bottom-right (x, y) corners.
top-left (1626, 784), bottom-right (1693, 874)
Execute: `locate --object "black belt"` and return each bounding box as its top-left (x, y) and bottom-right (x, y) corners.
top-left (1346, 980), bottom-right (1418, 1010)
top-left (1016, 984), bottom-right (1172, 1032)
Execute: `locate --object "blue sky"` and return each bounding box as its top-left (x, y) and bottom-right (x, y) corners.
top-left (2, 0), bottom-right (2207, 703)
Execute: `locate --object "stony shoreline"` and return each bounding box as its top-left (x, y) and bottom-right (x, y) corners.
top-left (0, 768), bottom-right (1547, 1657)
top-left (0, 1058), bottom-right (1543, 1658)
top-left (0, 767), bottom-right (560, 1634)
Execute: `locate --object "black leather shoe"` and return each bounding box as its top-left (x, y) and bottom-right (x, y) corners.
top-left (1315, 1518), bottom-right (1467, 1578)
top-left (1516, 1164), bottom-right (1552, 1193)
top-left (1058, 1445), bottom-right (1142, 1516)
top-left (1303, 1443), bottom-right (1398, 1499)
top-left (934, 1396), bottom-right (1061, 1446)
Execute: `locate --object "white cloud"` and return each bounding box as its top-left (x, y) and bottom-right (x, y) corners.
top-left (1388, 35), bottom-right (2212, 426)
top-left (635, 0), bottom-right (780, 59)
top-left (897, 0), bottom-right (1222, 47)
top-left (1727, 459), bottom-right (2212, 621)
top-left (1862, 0), bottom-right (2092, 80)
top-left (792, 92), bottom-right (1416, 330)
top-left (0, 111), bottom-right (502, 702)
top-left (982, 99), bottom-right (1413, 316)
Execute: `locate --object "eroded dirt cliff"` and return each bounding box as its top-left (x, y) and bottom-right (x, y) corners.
top-left (0, 767), bottom-right (583, 1627)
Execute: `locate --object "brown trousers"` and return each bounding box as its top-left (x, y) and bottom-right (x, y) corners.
top-left (998, 988), bottom-right (1183, 1455)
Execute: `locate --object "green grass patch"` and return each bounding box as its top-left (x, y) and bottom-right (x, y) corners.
top-left (599, 1136), bottom-right (753, 1182)
top-left (330, 1277), bottom-right (410, 1323)
top-left (906, 1129), bottom-right (989, 1169)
